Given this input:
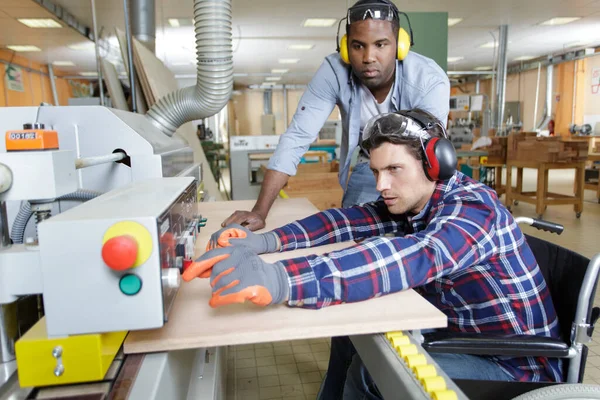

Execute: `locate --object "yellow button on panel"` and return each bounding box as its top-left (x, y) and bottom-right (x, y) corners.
top-left (413, 364), bottom-right (437, 380)
top-left (404, 354), bottom-right (427, 368)
top-left (103, 221), bottom-right (152, 267)
top-left (390, 335), bottom-right (410, 348)
top-left (396, 344), bottom-right (418, 358)
top-left (432, 390), bottom-right (458, 400)
top-left (421, 376), bottom-right (446, 393)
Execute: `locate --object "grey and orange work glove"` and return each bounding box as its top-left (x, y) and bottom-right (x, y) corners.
top-left (182, 246), bottom-right (289, 308)
top-left (206, 223), bottom-right (279, 254)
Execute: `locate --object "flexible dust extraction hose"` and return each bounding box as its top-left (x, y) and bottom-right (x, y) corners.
top-left (146, 0), bottom-right (233, 136)
top-left (10, 190), bottom-right (101, 244)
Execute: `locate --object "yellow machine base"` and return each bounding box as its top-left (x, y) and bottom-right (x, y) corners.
top-left (15, 318), bottom-right (127, 387)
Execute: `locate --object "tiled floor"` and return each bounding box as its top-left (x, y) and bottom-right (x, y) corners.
top-left (223, 167), bottom-right (600, 399)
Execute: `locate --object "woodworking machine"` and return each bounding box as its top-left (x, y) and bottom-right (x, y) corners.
top-left (0, 106), bottom-right (205, 390)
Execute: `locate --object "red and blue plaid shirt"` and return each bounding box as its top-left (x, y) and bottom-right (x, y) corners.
top-left (271, 171), bottom-right (562, 382)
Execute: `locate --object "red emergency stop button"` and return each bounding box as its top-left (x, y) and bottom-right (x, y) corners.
top-left (102, 235), bottom-right (139, 271)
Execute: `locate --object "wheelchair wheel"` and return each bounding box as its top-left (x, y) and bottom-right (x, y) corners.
top-left (511, 384), bottom-right (600, 400)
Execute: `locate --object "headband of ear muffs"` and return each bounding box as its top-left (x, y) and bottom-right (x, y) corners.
top-left (400, 111), bottom-right (457, 181)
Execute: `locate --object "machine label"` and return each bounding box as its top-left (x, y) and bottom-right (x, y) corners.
top-left (9, 132), bottom-right (37, 140)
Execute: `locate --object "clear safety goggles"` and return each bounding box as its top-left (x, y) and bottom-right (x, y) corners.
top-left (347, 3), bottom-right (397, 24)
top-left (362, 113), bottom-right (430, 143)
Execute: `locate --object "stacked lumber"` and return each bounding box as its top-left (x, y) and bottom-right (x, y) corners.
top-left (481, 137), bottom-right (508, 164)
top-left (284, 162), bottom-right (344, 210)
top-left (508, 132), bottom-right (588, 163)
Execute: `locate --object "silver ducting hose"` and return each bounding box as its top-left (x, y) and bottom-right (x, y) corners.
top-left (10, 190), bottom-right (101, 244)
top-left (146, 0), bottom-right (233, 136)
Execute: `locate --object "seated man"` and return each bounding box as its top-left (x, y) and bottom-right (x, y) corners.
top-left (184, 109), bottom-right (562, 398)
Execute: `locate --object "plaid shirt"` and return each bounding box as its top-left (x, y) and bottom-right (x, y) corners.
top-left (272, 172), bottom-right (562, 382)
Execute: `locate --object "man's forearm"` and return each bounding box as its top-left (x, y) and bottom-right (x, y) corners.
top-left (252, 169), bottom-right (290, 218)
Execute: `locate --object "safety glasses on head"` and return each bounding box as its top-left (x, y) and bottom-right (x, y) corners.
top-left (346, 2), bottom-right (397, 24)
top-left (361, 112), bottom-right (432, 145)
top-left (361, 111), bottom-right (457, 181)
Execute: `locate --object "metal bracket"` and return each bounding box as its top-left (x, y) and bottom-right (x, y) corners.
top-left (572, 323), bottom-right (592, 345)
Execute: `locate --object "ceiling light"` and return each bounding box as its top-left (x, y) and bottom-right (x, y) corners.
top-left (266, 76), bottom-right (281, 81)
top-left (261, 82), bottom-right (276, 87)
top-left (6, 45), bottom-right (41, 52)
top-left (288, 44), bottom-right (314, 50)
top-left (448, 56), bottom-right (464, 63)
top-left (52, 61), bottom-right (75, 66)
top-left (79, 72), bottom-right (99, 77)
top-left (271, 69), bottom-right (289, 74)
top-left (540, 17), bottom-right (581, 26)
top-left (302, 18), bottom-right (337, 28)
top-left (474, 66), bottom-right (493, 71)
top-left (17, 18), bottom-right (62, 28)
top-left (68, 42), bottom-right (95, 51)
top-left (480, 41), bottom-right (497, 48)
top-left (448, 18), bottom-right (463, 27)
top-left (514, 55), bottom-right (536, 61)
top-left (279, 59), bottom-right (299, 64)
top-left (167, 18), bottom-right (193, 27)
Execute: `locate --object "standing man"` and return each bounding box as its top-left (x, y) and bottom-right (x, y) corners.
top-left (223, 0), bottom-right (449, 230)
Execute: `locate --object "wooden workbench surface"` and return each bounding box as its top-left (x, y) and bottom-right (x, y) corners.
top-left (123, 199), bottom-right (446, 354)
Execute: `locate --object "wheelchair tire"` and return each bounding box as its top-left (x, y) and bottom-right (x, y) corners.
top-left (511, 384), bottom-right (600, 400)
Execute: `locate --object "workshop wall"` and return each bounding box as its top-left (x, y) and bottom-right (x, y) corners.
top-left (583, 54), bottom-right (600, 131)
top-left (0, 50), bottom-right (85, 107)
top-left (229, 89), bottom-right (340, 136)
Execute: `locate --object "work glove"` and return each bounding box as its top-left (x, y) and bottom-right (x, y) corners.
top-left (208, 246), bottom-right (289, 308)
top-left (206, 223), bottom-right (279, 254)
top-left (182, 247), bottom-right (232, 281)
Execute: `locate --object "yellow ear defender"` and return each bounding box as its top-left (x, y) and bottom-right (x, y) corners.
top-left (339, 27), bottom-right (411, 64)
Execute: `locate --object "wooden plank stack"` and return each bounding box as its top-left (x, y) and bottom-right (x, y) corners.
top-left (507, 132), bottom-right (588, 163)
top-left (284, 162), bottom-right (344, 210)
top-left (483, 137), bottom-right (508, 164)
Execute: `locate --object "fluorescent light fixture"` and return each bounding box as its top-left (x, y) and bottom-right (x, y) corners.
top-left (448, 18), bottom-right (463, 27)
top-left (302, 18), bottom-right (337, 28)
top-left (271, 69), bottom-right (289, 74)
top-left (288, 44), bottom-right (314, 50)
top-left (68, 42), bottom-right (95, 51)
top-left (168, 18), bottom-right (180, 27)
top-left (447, 56), bottom-right (464, 63)
top-left (18, 18), bottom-right (61, 28)
top-left (278, 58), bottom-right (299, 64)
top-left (480, 41), bottom-right (497, 48)
top-left (540, 17), bottom-right (581, 26)
top-left (514, 55), bottom-right (536, 61)
top-left (6, 45), bottom-right (41, 52)
top-left (79, 72), bottom-right (99, 76)
top-left (474, 66), bottom-right (493, 71)
top-left (261, 82), bottom-right (276, 87)
top-left (266, 76), bottom-right (281, 81)
top-left (52, 61), bottom-right (75, 66)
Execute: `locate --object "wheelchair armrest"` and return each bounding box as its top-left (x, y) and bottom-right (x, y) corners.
top-left (422, 332), bottom-right (570, 358)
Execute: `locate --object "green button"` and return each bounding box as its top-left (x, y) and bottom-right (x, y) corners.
top-left (119, 274), bottom-right (142, 296)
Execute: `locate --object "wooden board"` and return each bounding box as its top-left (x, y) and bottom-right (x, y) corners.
top-left (123, 199), bottom-right (447, 354)
top-left (100, 59), bottom-right (128, 111)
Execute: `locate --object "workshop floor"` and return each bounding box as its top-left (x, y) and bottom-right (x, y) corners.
top-left (225, 167), bottom-right (600, 399)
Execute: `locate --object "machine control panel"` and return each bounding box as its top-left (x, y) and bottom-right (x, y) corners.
top-left (38, 177), bottom-right (198, 337)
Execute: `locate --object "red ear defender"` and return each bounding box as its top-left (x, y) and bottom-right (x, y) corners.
top-left (424, 138), bottom-right (441, 181)
top-left (423, 137), bottom-right (457, 181)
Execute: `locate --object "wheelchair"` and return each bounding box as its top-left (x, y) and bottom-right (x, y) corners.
top-left (422, 217), bottom-right (600, 399)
